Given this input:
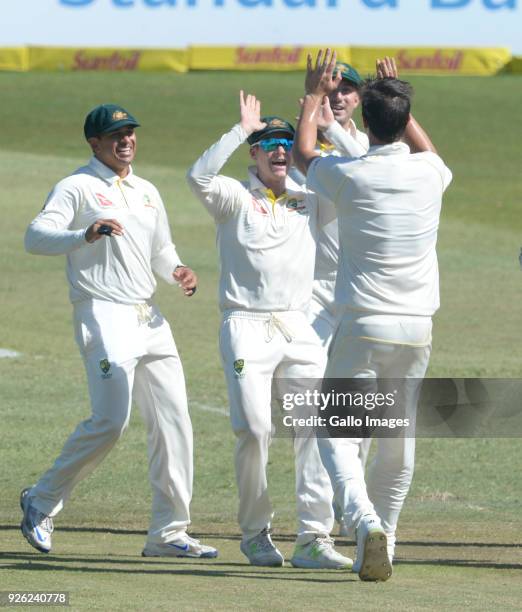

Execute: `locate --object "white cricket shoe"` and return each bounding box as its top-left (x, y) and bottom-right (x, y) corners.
top-left (290, 536), bottom-right (353, 569)
top-left (20, 487), bottom-right (53, 553)
top-left (333, 501), bottom-right (351, 537)
top-left (240, 528), bottom-right (284, 567)
top-left (338, 518), bottom-right (351, 538)
top-left (142, 534), bottom-right (218, 558)
top-left (352, 515), bottom-right (392, 582)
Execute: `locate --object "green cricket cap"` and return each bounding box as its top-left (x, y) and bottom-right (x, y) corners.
top-left (247, 116), bottom-right (295, 145)
top-left (335, 62), bottom-right (362, 87)
top-left (84, 104), bottom-right (140, 139)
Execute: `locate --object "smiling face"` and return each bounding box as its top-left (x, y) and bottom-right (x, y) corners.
top-left (88, 126), bottom-right (137, 177)
top-left (250, 131), bottom-right (293, 192)
top-left (328, 80), bottom-right (361, 129)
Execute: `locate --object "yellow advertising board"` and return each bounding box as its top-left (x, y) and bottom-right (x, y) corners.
top-left (1, 45), bottom-right (513, 75)
top-left (351, 47), bottom-right (511, 77)
top-left (508, 57), bottom-right (522, 74)
top-left (28, 47), bottom-right (187, 72)
top-left (189, 46), bottom-right (351, 71)
top-left (0, 47), bottom-right (29, 72)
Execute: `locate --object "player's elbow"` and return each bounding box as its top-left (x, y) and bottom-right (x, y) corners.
top-left (24, 225), bottom-right (53, 255)
top-left (24, 226), bottom-right (40, 254)
top-left (186, 165), bottom-right (202, 191)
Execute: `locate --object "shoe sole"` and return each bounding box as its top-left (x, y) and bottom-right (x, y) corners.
top-left (20, 489), bottom-right (51, 554)
top-left (358, 529), bottom-right (392, 582)
top-left (142, 549), bottom-right (218, 559)
top-left (239, 545), bottom-right (284, 567)
top-left (290, 558), bottom-right (352, 570)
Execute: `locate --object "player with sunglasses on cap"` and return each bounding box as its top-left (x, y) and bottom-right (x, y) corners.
top-left (187, 91), bottom-right (352, 570)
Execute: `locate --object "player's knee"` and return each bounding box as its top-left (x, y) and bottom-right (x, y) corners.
top-left (233, 421), bottom-right (272, 446)
top-left (95, 412), bottom-right (130, 441)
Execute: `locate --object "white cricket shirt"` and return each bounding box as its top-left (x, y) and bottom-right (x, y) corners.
top-left (187, 124), bottom-right (334, 313)
top-left (314, 119), bottom-right (369, 282)
top-left (25, 156), bottom-right (183, 304)
top-left (307, 142), bottom-right (452, 316)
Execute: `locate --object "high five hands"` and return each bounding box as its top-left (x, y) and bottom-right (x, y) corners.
top-left (376, 56), bottom-right (399, 79)
top-left (239, 90), bottom-right (267, 136)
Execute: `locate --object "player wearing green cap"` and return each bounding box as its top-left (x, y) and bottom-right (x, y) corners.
top-left (302, 61), bottom-right (369, 352)
top-left (21, 104), bottom-right (217, 560)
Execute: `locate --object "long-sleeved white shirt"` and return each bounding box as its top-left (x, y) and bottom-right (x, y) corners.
top-left (187, 124), bottom-right (334, 313)
top-left (25, 156), bottom-right (182, 305)
top-left (313, 120), bottom-right (369, 283)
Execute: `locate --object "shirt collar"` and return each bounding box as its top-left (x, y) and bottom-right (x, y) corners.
top-left (247, 166), bottom-right (306, 200)
top-left (347, 118), bottom-right (357, 138)
top-left (366, 141), bottom-right (411, 156)
top-left (88, 156), bottom-right (136, 187)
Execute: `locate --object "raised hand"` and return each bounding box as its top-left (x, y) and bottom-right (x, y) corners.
top-left (297, 95), bottom-right (335, 131)
top-left (305, 48), bottom-right (342, 97)
top-left (239, 90), bottom-right (267, 136)
top-left (319, 96), bottom-right (335, 130)
top-left (376, 56), bottom-right (399, 79)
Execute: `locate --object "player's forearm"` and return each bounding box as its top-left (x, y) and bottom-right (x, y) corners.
top-left (294, 94), bottom-right (323, 175)
top-left (186, 123), bottom-right (247, 191)
top-left (403, 114), bottom-right (437, 154)
top-left (186, 124), bottom-right (246, 220)
top-left (24, 222), bottom-right (87, 255)
top-left (323, 121), bottom-right (367, 158)
top-left (151, 244), bottom-right (184, 285)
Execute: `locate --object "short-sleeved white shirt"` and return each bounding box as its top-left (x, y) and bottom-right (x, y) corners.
top-left (307, 142), bottom-right (452, 316)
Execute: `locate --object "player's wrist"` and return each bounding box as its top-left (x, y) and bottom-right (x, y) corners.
top-left (84, 227), bottom-right (95, 244)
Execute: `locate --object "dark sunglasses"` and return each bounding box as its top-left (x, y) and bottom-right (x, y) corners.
top-left (257, 138), bottom-right (294, 152)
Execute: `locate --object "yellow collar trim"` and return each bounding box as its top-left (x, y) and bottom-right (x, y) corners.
top-left (318, 142), bottom-right (336, 153)
top-left (263, 188), bottom-right (288, 210)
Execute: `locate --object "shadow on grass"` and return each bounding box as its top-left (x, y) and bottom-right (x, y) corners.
top-left (0, 558), bottom-right (353, 584)
top-left (1, 552), bottom-right (520, 573)
top-left (1, 525), bottom-right (520, 550)
top-left (395, 559), bottom-right (522, 570)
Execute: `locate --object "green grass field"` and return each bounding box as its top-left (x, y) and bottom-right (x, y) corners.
top-left (0, 71), bottom-right (521, 611)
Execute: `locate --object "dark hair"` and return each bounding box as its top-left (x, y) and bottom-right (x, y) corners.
top-left (361, 78), bottom-right (413, 143)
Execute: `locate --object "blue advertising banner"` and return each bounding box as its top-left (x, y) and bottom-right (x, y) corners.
top-left (0, 0), bottom-right (520, 53)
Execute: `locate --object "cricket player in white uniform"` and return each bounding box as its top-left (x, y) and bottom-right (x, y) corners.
top-left (291, 63), bottom-right (371, 536)
top-left (186, 92), bottom-right (352, 570)
top-left (294, 52), bottom-right (452, 581)
top-left (21, 104), bottom-right (217, 560)
top-left (305, 62), bottom-right (369, 350)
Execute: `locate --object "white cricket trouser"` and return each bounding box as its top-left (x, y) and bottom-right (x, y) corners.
top-left (308, 278), bottom-right (339, 351)
top-left (318, 311), bottom-right (432, 556)
top-left (220, 309), bottom-right (334, 544)
top-left (308, 279), bottom-right (372, 471)
top-left (30, 299), bottom-right (193, 544)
